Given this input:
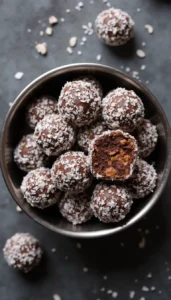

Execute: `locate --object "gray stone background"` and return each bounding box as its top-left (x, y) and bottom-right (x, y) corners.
top-left (0, 0), bottom-right (171, 299)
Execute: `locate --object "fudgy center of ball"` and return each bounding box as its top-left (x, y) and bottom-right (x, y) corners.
top-left (92, 132), bottom-right (136, 180)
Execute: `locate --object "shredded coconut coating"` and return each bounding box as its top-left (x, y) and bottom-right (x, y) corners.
top-left (102, 88), bottom-right (145, 132)
top-left (91, 182), bottom-right (133, 223)
top-left (58, 80), bottom-right (102, 127)
top-left (21, 167), bottom-right (60, 209)
top-left (34, 114), bottom-right (75, 156)
top-left (77, 121), bottom-right (107, 152)
top-left (89, 130), bottom-right (138, 180)
top-left (95, 8), bottom-right (134, 46)
top-left (59, 193), bottom-right (93, 225)
top-left (135, 118), bottom-right (158, 157)
top-left (26, 95), bottom-right (58, 129)
top-left (52, 151), bottom-right (92, 193)
top-left (77, 76), bottom-right (103, 98)
top-left (14, 134), bottom-right (47, 172)
top-left (127, 159), bottom-right (157, 199)
top-left (3, 233), bottom-right (43, 273)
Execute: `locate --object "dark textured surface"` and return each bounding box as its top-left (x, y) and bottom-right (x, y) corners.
top-left (0, 0), bottom-right (171, 299)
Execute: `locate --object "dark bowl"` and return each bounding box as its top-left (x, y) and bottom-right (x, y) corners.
top-left (1, 63), bottom-right (171, 238)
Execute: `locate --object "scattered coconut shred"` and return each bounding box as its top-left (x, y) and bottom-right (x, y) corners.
top-left (14, 72), bottom-right (24, 80)
top-left (53, 294), bottom-right (61, 300)
top-left (69, 36), bottom-right (77, 47)
top-left (136, 49), bottom-right (146, 58)
top-left (145, 24), bottom-right (154, 34)
top-left (49, 15), bottom-right (58, 25)
top-left (35, 43), bottom-right (47, 55)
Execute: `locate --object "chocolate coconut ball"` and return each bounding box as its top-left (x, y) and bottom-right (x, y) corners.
top-left (91, 182), bottom-right (133, 223)
top-left (135, 119), bottom-right (158, 158)
top-left (102, 88), bottom-right (144, 132)
top-left (95, 8), bottom-right (134, 46)
top-left (90, 130), bottom-right (138, 181)
top-left (34, 114), bottom-right (75, 156)
top-left (27, 95), bottom-right (58, 129)
top-left (52, 151), bottom-right (92, 193)
top-left (127, 159), bottom-right (157, 199)
top-left (3, 233), bottom-right (42, 273)
top-left (58, 80), bottom-right (101, 127)
top-left (77, 121), bottom-right (107, 152)
top-left (21, 167), bottom-right (60, 209)
top-left (77, 76), bottom-right (103, 98)
top-left (59, 193), bottom-right (92, 225)
top-left (14, 134), bottom-right (47, 172)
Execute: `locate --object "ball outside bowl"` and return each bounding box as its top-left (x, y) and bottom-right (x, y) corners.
top-left (0, 63), bottom-right (171, 238)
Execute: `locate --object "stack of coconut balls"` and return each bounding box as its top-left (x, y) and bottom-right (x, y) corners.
top-left (14, 74), bottom-right (158, 226)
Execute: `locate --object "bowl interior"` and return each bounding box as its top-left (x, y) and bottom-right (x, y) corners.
top-left (1, 64), bottom-right (171, 238)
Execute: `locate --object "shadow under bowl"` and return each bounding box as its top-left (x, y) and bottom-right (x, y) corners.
top-left (0, 63), bottom-right (171, 238)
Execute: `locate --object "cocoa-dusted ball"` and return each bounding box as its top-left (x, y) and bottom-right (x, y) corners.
top-left (102, 88), bottom-right (145, 132)
top-left (34, 114), bottom-right (75, 156)
top-left (14, 134), bottom-right (47, 172)
top-left (135, 119), bottom-right (158, 158)
top-left (127, 159), bottom-right (157, 199)
top-left (77, 75), bottom-right (103, 98)
top-left (77, 121), bottom-right (107, 152)
top-left (90, 130), bottom-right (138, 181)
top-left (58, 80), bottom-right (101, 127)
top-left (95, 8), bottom-right (134, 46)
top-left (26, 95), bottom-right (58, 129)
top-left (21, 167), bottom-right (60, 209)
top-left (3, 233), bottom-right (43, 273)
top-left (52, 151), bottom-right (92, 193)
top-left (59, 193), bottom-right (92, 225)
top-left (91, 182), bottom-right (133, 223)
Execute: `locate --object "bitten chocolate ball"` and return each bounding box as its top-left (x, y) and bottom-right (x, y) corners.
top-left (52, 151), bottom-right (92, 193)
top-left (127, 159), bottom-right (157, 199)
top-left (14, 134), bottom-right (47, 172)
top-left (91, 182), bottom-right (133, 223)
top-left (3, 233), bottom-right (42, 273)
top-left (90, 130), bottom-right (138, 180)
top-left (21, 167), bottom-right (60, 209)
top-left (77, 121), bottom-right (107, 152)
top-left (95, 8), bottom-right (134, 46)
top-left (34, 114), bottom-right (75, 156)
top-left (59, 193), bottom-right (92, 225)
top-left (77, 76), bottom-right (103, 98)
top-left (58, 80), bottom-right (101, 127)
top-left (102, 88), bottom-right (145, 132)
top-left (135, 119), bottom-right (158, 158)
top-left (26, 95), bottom-right (58, 129)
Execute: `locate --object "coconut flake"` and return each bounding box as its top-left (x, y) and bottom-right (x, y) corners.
top-left (136, 49), bottom-right (146, 58)
top-left (145, 24), bottom-right (154, 34)
top-left (69, 36), bottom-right (77, 47)
top-left (35, 43), bottom-right (47, 55)
top-left (49, 16), bottom-right (58, 25)
top-left (14, 72), bottom-right (24, 80)
top-left (46, 27), bottom-right (53, 35)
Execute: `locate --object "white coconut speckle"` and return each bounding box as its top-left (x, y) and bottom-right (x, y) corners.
top-left (77, 50), bottom-right (82, 55)
top-left (66, 47), bottom-right (73, 54)
top-left (66, 9), bottom-right (71, 13)
top-left (51, 248), bottom-right (56, 253)
top-left (14, 72), bottom-right (24, 80)
top-left (96, 54), bottom-right (102, 61)
top-left (141, 65), bottom-right (146, 70)
top-left (129, 291), bottom-right (135, 299)
top-left (35, 43), bottom-right (47, 55)
top-left (145, 24), bottom-right (154, 34)
top-left (112, 291), bottom-right (118, 298)
top-left (69, 36), bottom-right (77, 47)
top-left (16, 206), bottom-right (22, 212)
top-left (147, 273), bottom-right (152, 278)
top-left (49, 16), bottom-right (58, 25)
top-left (142, 286), bottom-right (149, 292)
top-left (136, 49), bottom-right (146, 58)
top-left (46, 27), bottom-right (53, 35)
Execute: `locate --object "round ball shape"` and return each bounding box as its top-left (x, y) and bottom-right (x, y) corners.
top-left (21, 167), bottom-right (60, 209)
top-left (127, 159), bottom-right (157, 199)
top-left (135, 118), bottom-right (158, 157)
top-left (91, 182), bottom-right (133, 223)
top-left (102, 88), bottom-right (145, 132)
top-left (26, 95), bottom-right (58, 129)
top-left (59, 193), bottom-right (92, 225)
top-left (34, 114), bottom-right (75, 156)
top-left (52, 151), bottom-right (92, 193)
top-left (58, 80), bottom-right (101, 127)
top-left (3, 233), bottom-right (42, 273)
top-left (95, 8), bottom-right (134, 46)
top-left (14, 134), bottom-right (47, 172)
